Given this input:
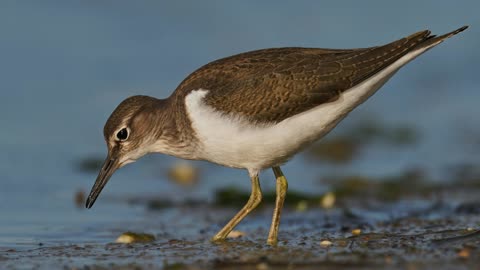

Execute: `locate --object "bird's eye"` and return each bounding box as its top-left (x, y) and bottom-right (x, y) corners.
top-left (116, 128), bottom-right (129, 141)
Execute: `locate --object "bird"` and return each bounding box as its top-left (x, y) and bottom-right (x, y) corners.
top-left (86, 26), bottom-right (468, 246)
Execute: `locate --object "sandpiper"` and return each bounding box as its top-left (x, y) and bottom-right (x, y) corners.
top-left (86, 26), bottom-right (468, 245)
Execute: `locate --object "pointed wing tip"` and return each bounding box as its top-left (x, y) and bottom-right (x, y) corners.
top-left (437, 25), bottom-right (469, 42)
top-left (418, 25), bottom-right (468, 40)
top-left (455, 25), bottom-right (469, 34)
top-left (442, 25), bottom-right (469, 38)
top-left (419, 25), bottom-right (469, 48)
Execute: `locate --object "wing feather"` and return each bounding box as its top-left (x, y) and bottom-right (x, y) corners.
top-left (173, 27), bottom-right (467, 124)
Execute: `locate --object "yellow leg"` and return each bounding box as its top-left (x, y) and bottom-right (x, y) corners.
top-left (212, 174), bottom-right (262, 242)
top-left (267, 166), bottom-right (288, 246)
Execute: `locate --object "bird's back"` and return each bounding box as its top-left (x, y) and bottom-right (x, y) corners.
top-left (179, 27), bottom-right (467, 169)
top-left (173, 27), bottom-right (467, 124)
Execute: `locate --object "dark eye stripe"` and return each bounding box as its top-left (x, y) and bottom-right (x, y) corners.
top-left (116, 128), bottom-right (128, 141)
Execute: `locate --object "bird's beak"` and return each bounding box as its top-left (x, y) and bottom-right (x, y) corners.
top-left (85, 152), bottom-right (121, 209)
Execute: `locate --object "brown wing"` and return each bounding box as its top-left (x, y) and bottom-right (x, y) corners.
top-left (173, 26), bottom-right (467, 124)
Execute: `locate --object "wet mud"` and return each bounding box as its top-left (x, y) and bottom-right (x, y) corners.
top-left (3, 180), bottom-right (480, 270)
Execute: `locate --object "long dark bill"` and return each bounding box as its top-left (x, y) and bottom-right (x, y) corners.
top-left (85, 155), bottom-right (120, 209)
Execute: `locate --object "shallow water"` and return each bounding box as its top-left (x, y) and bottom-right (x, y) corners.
top-left (3, 187), bottom-right (480, 269)
top-left (1, 1), bottom-right (480, 269)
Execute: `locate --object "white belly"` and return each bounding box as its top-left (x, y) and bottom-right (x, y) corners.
top-left (185, 45), bottom-right (434, 172)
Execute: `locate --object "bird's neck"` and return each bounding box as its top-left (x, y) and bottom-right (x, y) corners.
top-left (148, 96), bottom-right (201, 160)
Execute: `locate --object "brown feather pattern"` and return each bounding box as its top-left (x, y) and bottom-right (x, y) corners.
top-left (172, 26), bottom-right (467, 124)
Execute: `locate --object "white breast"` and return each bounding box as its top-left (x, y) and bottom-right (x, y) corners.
top-left (185, 43), bottom-right (437, 172)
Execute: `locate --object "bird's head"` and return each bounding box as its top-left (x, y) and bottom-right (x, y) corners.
top-left (86, 95), bottom-right (166, 209)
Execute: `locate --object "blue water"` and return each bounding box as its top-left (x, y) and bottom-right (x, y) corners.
top-left (0, 1), bottom-right (479, 249)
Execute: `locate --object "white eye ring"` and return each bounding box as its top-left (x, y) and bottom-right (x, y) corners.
top-left (115, 127), bottom-right (130, 141)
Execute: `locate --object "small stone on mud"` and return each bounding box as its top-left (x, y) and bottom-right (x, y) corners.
top-left (167, 161), bottom-right (199, 186)
top-left (320, 192), bottom-right (335, 209)
top-left (115, 232), bottom-right (155, 243)
top-left (352, 229), bottom-right (362, 236)
top-left (457, 248), bottom-right (470, 259)
top-left (256, 262), bottom-right (269, 270)
top-left (227, 230), bottom-right (246, 238)
top-left (320, 240), bottom-right (333, 247)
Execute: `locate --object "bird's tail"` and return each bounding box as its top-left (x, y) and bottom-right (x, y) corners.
top-left (412, 25), bottom-right (468, 51)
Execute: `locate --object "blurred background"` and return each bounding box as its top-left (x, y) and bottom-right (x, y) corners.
top-left (0, 1), bottom-right (478, 249)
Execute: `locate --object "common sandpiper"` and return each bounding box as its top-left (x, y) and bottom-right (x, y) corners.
top-left (86, 26), bottom-right (468, 246)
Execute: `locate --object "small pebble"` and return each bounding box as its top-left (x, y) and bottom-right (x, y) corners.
top-left (320, 240), bottom-right (333, 247)
top-left (115, 232), bottom-right (155, 243)
top-left (167, 162), bottom-right (198, 186)
top-left (320, 192), bottom-right (335, 209)
top-left (352, 229), bottom-right (362, 235)
top-left (457, 248), bottom-right (470, 259)
top-left (227, 230), bottom-right (246, 238)
top-left (256, 262), bottom-right (269, 270)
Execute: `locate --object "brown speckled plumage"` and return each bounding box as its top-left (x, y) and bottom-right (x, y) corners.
top-left (171, 26), bottom-right (467, 124)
